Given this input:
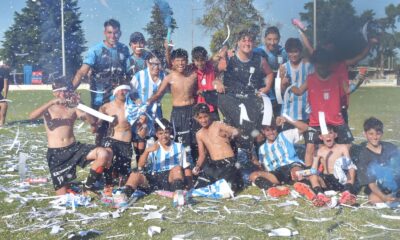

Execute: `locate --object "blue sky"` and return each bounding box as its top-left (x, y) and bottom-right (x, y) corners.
top-left (0, 0), bottom-right (397, 55)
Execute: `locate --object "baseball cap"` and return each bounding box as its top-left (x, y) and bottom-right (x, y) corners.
top-left (129, 32), bottom-right (145, 43)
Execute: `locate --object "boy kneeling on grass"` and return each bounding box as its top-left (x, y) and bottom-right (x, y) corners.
top-left (306, 126), bottom-right (358, 206)
top-left (29, 80), bottom-right (113, 196)
top-left (249, 115), bottom-right (309, 198)
top-left (193, 103), bottom-right (243, 193)
top-left (118, 118), bottom-right (192, 206)
top-left (357, 117), bottom-right (400, 204)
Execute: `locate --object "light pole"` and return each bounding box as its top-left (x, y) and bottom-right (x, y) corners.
top-left (313, 0), bottom-right (317, 48)
top-left (61, 0), bottom-right (66, 77)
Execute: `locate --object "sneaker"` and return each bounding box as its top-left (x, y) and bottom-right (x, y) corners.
top-left (339, 191), bottom-right (357, 205)
top-left (293, 182), bottom-right (316, 201)
top-left (112, 192), bottom-right (128, 209)
top-left (103, 185), bottom-right (114, 197)
top-left (313, 193), bottom-right (331, 207)
top-left (267, 186), bottom-right (290, 198)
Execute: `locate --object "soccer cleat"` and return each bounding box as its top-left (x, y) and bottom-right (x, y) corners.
top-left (339, 190), bottom-right (357, 205)
top-left (103, 185), bottom-right (114, 197)
top-left (313, 193), bottom-right (331, 207)
top-left (293, 182), bottom-right (316, 201)
top-left (267, 186), bottom-right (290, 198)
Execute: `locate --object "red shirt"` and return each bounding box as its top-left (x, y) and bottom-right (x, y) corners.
top-left (194, 61), bottom-right (216, 112)
top-left (307, 72), bottom-right (345, 126)
top-left (332, 61), bottom-right (349, 107)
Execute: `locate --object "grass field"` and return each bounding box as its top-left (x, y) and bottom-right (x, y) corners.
top-left (0, 87), bottom-right (400, 239)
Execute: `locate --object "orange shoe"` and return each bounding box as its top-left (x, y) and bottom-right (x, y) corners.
top-left (267, 186), bottom-right (290, 198)
top-left (103, 185), bottom-right (114, 197)
top-left (339, 191), bottom-right (357, 205)
top-left (313, 193), bottom-right (331, 207)
top-left (293, 182), bottom-right (316, 201)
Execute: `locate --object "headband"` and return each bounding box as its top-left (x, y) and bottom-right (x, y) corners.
top-left (113, 85), bottom-right (131, 95)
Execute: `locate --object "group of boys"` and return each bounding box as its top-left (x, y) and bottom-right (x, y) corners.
top-left (29, 18), bottom-right (399, 207)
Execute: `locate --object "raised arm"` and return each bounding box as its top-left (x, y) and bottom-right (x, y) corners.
top-left (147, 75), bottom-right (170, 105)
top-left (29, 98), bottom-right (64, 120)
top-left (277, 115), bottom-right (309, 134)
top-left (344, 38), bottom-right (377, 66)
top-left (72, 64), bottom-right (90, 89)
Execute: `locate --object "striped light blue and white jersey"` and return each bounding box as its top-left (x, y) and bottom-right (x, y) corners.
top-left (258, 129), bottom-right (303, 171)
top-left (281, 60), bottom-right (314, 121)
top-left (147, 142), bottom-right (191, 173)
top-left (130, 68), bottom-right (165, 118)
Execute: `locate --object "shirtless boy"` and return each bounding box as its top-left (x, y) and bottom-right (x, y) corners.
top-left (99, 83), bottom-right (133, 196)
top-left (29, 81), bottom-right (113, 195)
top-left (309, 126), bottom-right (358, 205)
top-left (147, 49), bottom-right (197, 156)
top-left (193, 103), bottom-right (243, 192)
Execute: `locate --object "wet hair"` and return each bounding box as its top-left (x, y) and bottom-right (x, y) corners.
top-left (363, 117), bottom-right (383, 133)
top-left (261, 118), bottom-right (277, 129)
top-left (264, 26), bottom-right (280, 38)
top-left (237, 29), bottom-right (255, 42)
top-left (193, 103), bottom-right (210, 117)
top-left (145, 49), bottom-right (163, 62)
top-left (285, 38), bottom-right (303, 53)
top-left (155, 118), bottom-right (173, 133)
top-left (310, 48), bottom-right (334, 65)
top-left (191, 46), bottom-right (208, 61)
top-left (51, 78), bottom-right (68, 90)
top-left (171, 48), bottom-right (188, 61)
top-left (104, 19), bottom-right (120, 29)
top-left (319, 125), bottom-right (336, 135)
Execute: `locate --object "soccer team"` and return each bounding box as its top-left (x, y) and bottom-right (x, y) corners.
top-left (27, 18), bottom-right (399, 207)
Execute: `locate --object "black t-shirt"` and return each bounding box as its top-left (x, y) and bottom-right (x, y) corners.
top-left (0, 67), bottom-right (10, 92)
top-left (223, 52), bottom-right (266, 93)
top-left (357, 141), bottom-right (399, 186)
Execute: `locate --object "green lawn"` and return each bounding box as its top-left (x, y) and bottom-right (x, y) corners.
top-left (0, 87), bottom-right (400, 239)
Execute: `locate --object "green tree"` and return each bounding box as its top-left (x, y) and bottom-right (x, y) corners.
top-left (144, 1), bottom-right (177, 61)
top-left (300, 0), bottom-right (400, 71)
top-left (0, 0), bottom-right (86, 79)
top-left (199, 0), bottom-right (265, 54)
top-left (300, 0), bottom-right (365, 60)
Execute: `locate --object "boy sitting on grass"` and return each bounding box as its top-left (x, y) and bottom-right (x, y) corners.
top-left (357, 117), bottom-right (400, 204)
top-left (308, 126), bottom-right (358, 206)
top-left (249, 115), bottom-right (308, 197)
top-left (120, 118), bottom-right (192, 204)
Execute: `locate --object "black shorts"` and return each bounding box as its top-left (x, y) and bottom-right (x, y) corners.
top-left (322, 174), bottom-right (345, 191)
top-left (102, 137), bottom-right (132, 176)
top-left (47, 142), bottom-right (96, 190)
top-left (145, 171), bottom-right (171, 191)
top-left (203, 157), bottom-right (243, 192)
top-left (218, 93), bottom-right (263, 150)
top-left (270, 162), bottom-right (304, 184)
top-left (171, 105), bottom-right (196, 147)
top-left (304, 124), bottom-right (354, 144)
top-left (0, 93), bottom-right (4, 101)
